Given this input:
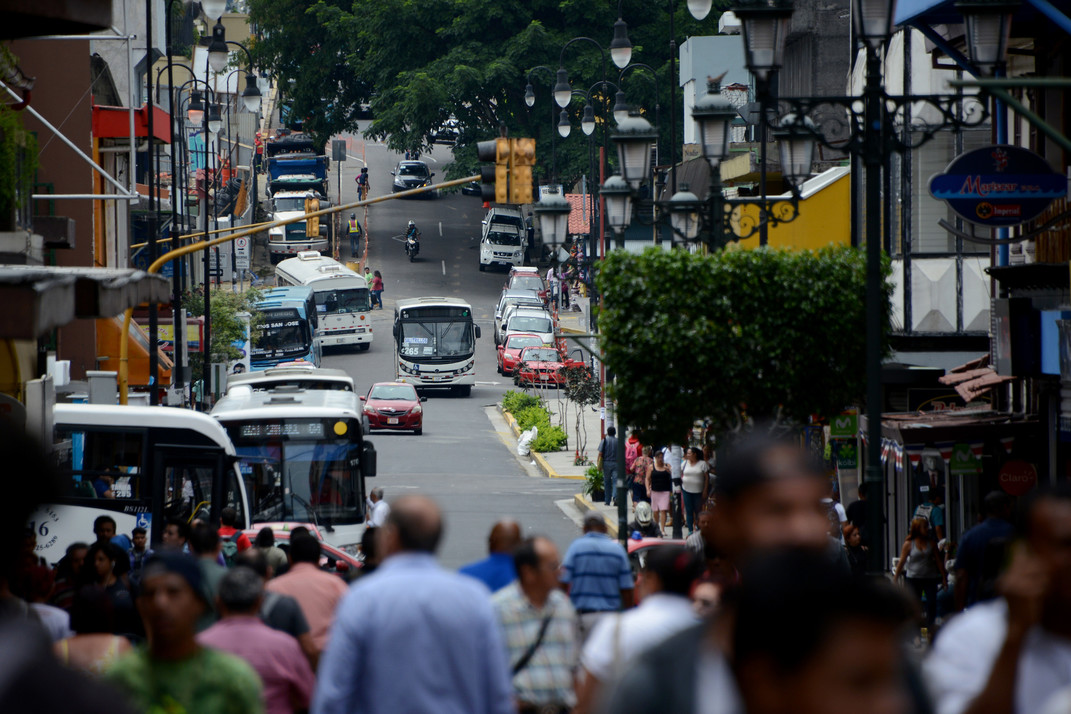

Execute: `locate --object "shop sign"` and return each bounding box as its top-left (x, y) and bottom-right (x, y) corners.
top-left (929, 145), bottom-right (1066, 228)
top-left (998, 460), bottom-right (1037, 496)
top-left (835, 440), bottom-right (857, 469)
top-left (950, 443), bottom-right (982, 475)
top-left (830, 412), bottom-right (857, 439)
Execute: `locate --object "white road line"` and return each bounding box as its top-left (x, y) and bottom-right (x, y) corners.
top-left (441, 260), bottom-right (446, 276)
top-left (438, 221), bottom-right (443, 236)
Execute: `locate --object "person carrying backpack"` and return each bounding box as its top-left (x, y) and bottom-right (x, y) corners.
top-left (217, 507), bottom-right (251, 566)
top-left (355, 166), bottom-right (369, 201)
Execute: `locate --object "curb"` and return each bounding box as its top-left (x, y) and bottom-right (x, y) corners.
top-left (558, 325), bottom-right (586, 336)
top-left (498, 406), bottom-right (585, 481)
top-left (572, 493), bottom-right (619, 539)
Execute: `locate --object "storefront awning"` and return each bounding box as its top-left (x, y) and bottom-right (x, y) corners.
top-left (861, 409), bottom-right (1038, 445)
top-left (0, 266), bottom-right (170, 339)
top-left (92, 104), bottom-right (171, 144)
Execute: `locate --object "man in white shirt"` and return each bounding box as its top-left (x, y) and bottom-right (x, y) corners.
top-left (366, 487), bottom-right (390, 528)
top-left (925, 485), bottom-right (1071, 714)
top-left (575, 545), bottom-right (702, 713)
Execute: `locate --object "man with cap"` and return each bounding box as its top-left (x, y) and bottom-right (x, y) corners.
top-left (106, 551), bottom-right (264, 713)
top-left (561, 511), bottom-right (634, 643)
top-left (348, 213), bottom-right (363, 256)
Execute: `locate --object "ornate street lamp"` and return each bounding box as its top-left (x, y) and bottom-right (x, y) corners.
top-left (691, 78), bottom-right (737, 165)
top-left (581, 104), bottom-right (597, 136)
top-left (187, 90), bottom-right (205, 126)
top-left (524, 83), bottom-right (536, 107)
top-left (241, 73), bottom-right (262, 113)
top-left (200, 0), bottom-right (227, 21)
top-left (956, 0), bottom-right (1019, 75)
top-left (853, 0), bottom-right (896, 49)
top-left (612, 90), bottom-right (629, 124)
top-left (612, 113), bottom-right (657, 190)
top-left (557, 109), bottom-right (572, 138)
top-left (208, 21), bottom-right (230, 74)
top-left (609, 17), bottom-right (633, 69)
top-left (554, 68), bottom-right (572, 108)
top-left (688, 0), bottom-right (715, 20)
top-left (534, 189), bottom-right (572, 253)
top-left (774, 113), bottom-right (818, 187)
top-left (735, 0), bottom-right (794, 82)
top-left (667, 185), bottom-right (702, 241)
top-left (207, 102), bottom-right (223, 135)
top-left (600, 175), bottom-right (633, 240)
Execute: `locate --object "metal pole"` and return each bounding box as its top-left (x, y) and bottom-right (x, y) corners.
top-left (863, 45), bottom-right (886, 574)
top-left (758, 95), bottom-right (768, 246)
top-left (147, 0), bottom-right (159, 404)
top-left (617, 425), bottom-right (628, 547)
top-left (202, 77), bottom-right (212, 410)
top-left (166, 0), bottom-right (184, 395)
top-left (669, 0), bottom-right (678, 194)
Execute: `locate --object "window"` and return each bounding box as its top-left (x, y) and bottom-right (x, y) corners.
top-left (316, 287), bottom-right (371, 314)
top-left (237, 442), bottom-right (361, 525)
top-left (509, 317), bottom-right (552, 334)
top-left (54, 427), bottom-right (144, 501)
top-left (399, 321), bottom-right (475, 358)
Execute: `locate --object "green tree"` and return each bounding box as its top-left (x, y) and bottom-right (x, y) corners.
top-left (595, 247), bottom-right (891, 444)
top-left (185, 288), bottom-right (263, 381)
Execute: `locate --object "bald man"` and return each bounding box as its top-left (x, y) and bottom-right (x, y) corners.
top-left (459, 519), bottom-right (523, 593)
top-left (313, 496), bottom-right (514, 714)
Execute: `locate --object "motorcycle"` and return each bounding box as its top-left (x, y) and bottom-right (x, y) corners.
top-left (405, 231), bottom-right (421, 262)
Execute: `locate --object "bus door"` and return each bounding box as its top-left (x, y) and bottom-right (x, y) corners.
top-left (155, 445), bottom-right (244, 540)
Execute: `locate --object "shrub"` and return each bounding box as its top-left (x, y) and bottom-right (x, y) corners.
top-left (584, 464), bottom-right (603, 497)
top-left (514, 405), bottom-right (550, 431)
top-left (502, 390), bottom-right (541, 414)
top-left (532, 424), bottom-right (568, 452)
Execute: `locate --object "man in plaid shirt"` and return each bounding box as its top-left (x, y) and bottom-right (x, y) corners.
top-left (492, 537), bottom-right (578, 714)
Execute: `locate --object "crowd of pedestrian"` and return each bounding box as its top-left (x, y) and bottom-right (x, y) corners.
top-left (2, 417), bottom-right (1070, 714)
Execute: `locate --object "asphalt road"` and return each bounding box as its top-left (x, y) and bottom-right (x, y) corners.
top-left (309, 124), bottom-right (581, 569)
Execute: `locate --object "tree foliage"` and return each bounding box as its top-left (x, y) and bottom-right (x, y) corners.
top-left (596, 247), bottom-right (892, 444)
top-left (184, 287), bottom-right (264, 365)
top-left (245, 0), bottom-right (708, 187)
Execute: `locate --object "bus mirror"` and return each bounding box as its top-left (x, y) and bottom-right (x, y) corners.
top-left (362, 442), bottom-right (377, 477)
top-left (392, 325), bottom-right (398, 338)
top-left (474, 325), bottom-right (482, 339)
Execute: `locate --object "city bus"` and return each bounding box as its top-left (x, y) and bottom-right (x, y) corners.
top-left (393, 297), bottom-right (481, 396)
top-left (211, 385), bottom-right (377, 552)
top-left (31, 403), bottom-right (250, 564)
top-left (275, 251), bottom-right (373, 352)
top-left (226, 363), bottom-right (355, 394)
top-left (251, 286), bottom-right (322, 370)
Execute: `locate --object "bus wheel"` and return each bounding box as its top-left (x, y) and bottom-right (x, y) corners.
top-left (358, 343), bottom-right (371, 352)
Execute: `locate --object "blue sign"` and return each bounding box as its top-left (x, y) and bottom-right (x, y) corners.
top-left (136, 513), bottom-right (151, 531)
top-left (929, 145), bottom-right (1066, 228)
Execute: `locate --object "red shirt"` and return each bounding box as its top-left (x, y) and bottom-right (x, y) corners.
top-left (218, 526), bottom-right (252, 552)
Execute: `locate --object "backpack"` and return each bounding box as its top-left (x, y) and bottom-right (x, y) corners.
top-left (625, 439), bottom-right (641, 471)
top-left (221, 531), bottom-right (241, 567)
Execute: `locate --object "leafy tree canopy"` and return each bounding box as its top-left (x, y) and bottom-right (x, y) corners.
top-left (595, 247), bottom-right (891, 444)
top-left (246, 0), bottom-right (709, 187)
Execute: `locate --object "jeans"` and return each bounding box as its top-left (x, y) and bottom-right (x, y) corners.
top-left (682, 490), bottom-right (702, 531)
top-left (372, 290), bottom-right (383, 308)
top-left (906, 577), bottom-right (940, 626)
top-left (603, 469), bottom-right (617, 505)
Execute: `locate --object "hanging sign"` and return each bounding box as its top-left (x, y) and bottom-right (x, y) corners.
top-left (998, 460), bottom-right (1037, 496)
top-left (929, 145), bottom-right (1066, 228)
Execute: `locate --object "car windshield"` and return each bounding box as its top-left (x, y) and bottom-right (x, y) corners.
top-left (491, 216), bottom-right (525, 230)
top-left (507, 335), bottom-right (543, 350)
top-left (486, 231), bottom-right (521, 246)
top-left (522, 348), bottom-right (560, 362)
top-left (315, 287), bottom-right (371, 314)
top-left (399, 164), bottom-right (428, 177)
top-left (511, 276), bottom-right (544, 292)
top-left (509, 316), bottom-right (552, 333)
top-left (273, 197), bottom-right (306, 212)
top-left (368, 385), bottom-right (418, 400)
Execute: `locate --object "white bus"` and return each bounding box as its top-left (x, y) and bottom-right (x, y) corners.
top-left (276, 251), bottom-right (373, 351)
top-left (32, 404), bottom-right (250, 564)
top-left (211, 385), bottom-right (377, 552)
top-left (393, 297), bottom-right (481, 396)
top-left (226, 363), bottom-right (355, 394)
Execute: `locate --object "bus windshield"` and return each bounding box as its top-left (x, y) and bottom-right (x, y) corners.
top-left (315, 287), bottom-right (370, 314)
top-left (235, 441), bottom-right (361, 525)
top-left (253, 309), bottom-right (311, 360)
top-left (399, 320), bottom-right (474, 359)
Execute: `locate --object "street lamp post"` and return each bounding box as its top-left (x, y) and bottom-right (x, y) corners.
top-left (524, 66), bottom-right (558, 182)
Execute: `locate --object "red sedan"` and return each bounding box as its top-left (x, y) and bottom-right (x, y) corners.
top-left (361, 382), bottom-right (426, 435)
top-left (513, 346), bottom-right (585, 387)
top-left (496, 333), bottom-right (544, 376)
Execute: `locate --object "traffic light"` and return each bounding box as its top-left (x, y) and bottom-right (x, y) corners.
top-left (509, 137), bottom-right (535, 204)
top-left (305, 197), bottom-right (320, 237)
top-left (477, 138), bottom-right (509, 204)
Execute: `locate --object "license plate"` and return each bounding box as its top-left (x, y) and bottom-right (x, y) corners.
top-left (539, 375), bottom-right (550, 381)
top-left (387, 418), bottom-right (399, 424)
top-left (355, 328), bottom-right (365, 333)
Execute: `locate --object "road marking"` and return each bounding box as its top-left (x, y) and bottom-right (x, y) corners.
top-left (438, 221), bottom-right (443, 236)
top-left (441, 260), bottom-right (446, 275)
top-left (475, 381), bottom-right (503, 386)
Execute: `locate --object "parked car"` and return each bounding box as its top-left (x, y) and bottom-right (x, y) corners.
top-left (499, 307), bottom-right (555, 347)
top-left (361, 381), bottom-right (426, 434)
top-left (493, 289), bottom-right (544, 343)
top-left (391, 160), bottom-right (434, 197)
top-left (497, 333), bottom-right (545, 376)
top-left (504, 266), bottom-right (548, 302)
top-left (513, 346), bottom-right (585, 387)
top-left (241, 527), bottom-right (361, 580)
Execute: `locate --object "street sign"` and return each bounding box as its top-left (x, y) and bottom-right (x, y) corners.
top-left (950, 443), bottom-right (982, 475)
top-left (929, 145), bottom-right (1067, 228)
top-left (332, 139), bottom-right (347, 162)
top-left (234, 235), bottom-right (250, 271)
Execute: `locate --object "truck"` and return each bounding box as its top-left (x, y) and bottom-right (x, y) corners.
top-left (268, 190), bottom-right (333, 263)
top-left (267, 154), bottom-right (329, 197)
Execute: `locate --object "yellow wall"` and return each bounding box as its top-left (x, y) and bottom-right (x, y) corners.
top-left (736, 170), bottom-right (851, 251)
top-left (0, 339), bottom-right (36, 401)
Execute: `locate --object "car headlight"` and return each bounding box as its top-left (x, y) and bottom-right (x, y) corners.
top-left (363, 404), bottom-right (374, 414)
top-left (411, 405), bottom-right (422, 414)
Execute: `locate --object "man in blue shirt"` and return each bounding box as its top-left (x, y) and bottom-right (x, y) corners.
top-left (560, 511), bottom-right (634, 641)
top-left (953, 490), bottom-right (1015, 611)
top-left (458, 519), bottom-right (522, 593)
top-left (313, 495), bottom-right (514, 714)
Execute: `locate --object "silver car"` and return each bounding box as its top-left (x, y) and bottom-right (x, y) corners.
top-left (494, 289), bottom-right (544, 344)
top-left (499, 307), bottom-right (555, 347)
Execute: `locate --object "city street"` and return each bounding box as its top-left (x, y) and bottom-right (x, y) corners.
top-left (284, 124), bottom-right (582, 568)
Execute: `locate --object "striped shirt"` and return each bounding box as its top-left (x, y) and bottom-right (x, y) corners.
top-left (491, 583), bottom-right (578, 707)
top-left (560, 533), bottom-right (634, 612)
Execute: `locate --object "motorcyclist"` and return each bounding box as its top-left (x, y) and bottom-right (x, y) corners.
top-left (405, 220), bottom-right (421, 261)
top-left (406, 220), bottom-right (421, 242)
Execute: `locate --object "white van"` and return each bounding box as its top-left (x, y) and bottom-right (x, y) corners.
top-left (479, 207), bottom-right (527, 271)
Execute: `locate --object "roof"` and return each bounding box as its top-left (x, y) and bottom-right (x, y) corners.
top-left (861, 408), bottom-right (1038, 445)
top-left (0, 266), bottom-right (170, 340)
top-left (938, 354), bottom-right (1016, 402)
top-left (565, 194), bottom-right (596, 235)
top-left (211, 386), bottom-right (361, 419)
top-left (54, 403), bottom-right (235, 453)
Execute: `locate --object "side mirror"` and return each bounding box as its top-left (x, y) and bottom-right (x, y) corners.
top-left (359, 395), bottom-right (366, 401)
top-left (361, 442), bottom-right (377, 477)
top-left (430, 173), bottom-right (435, 178)
top-left (474, 325), bottom-right (482, 339)
top-left (420, 396), bottom-right (428, 402)
top-left (497, 345), bottom-right (504, 352)
top-left (390, 171), bottom-right (396, 176)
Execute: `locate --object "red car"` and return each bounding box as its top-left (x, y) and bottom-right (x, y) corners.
top-left (497, 333), bottom-right (544, 376)
top-left (361, 382), bottom-right (426, 435)
top-left (241, 528), bottom-right (362, 581)
top-left (513, 345), bottom-right (585, 387)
